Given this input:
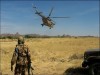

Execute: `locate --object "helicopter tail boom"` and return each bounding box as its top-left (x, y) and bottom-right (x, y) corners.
top-left (32, 4), bottom-right (45, 18)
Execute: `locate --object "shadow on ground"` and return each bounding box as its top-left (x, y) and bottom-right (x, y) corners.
top-left (63, 67), bottom-right (88, 75)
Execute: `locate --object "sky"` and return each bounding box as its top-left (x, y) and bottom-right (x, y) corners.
top-left (1, 0), bottom-right (99, 36)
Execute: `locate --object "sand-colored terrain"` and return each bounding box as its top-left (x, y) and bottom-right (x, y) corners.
top-left (0, 37), bottom-right (99, 75)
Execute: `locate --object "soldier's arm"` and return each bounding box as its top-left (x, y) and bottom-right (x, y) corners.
top-left (11, 48), bottom-right (18, 71)
top-left (11, 51), bottom-right (17, 66)
top-left (27, 46), bottom-right (31, 62)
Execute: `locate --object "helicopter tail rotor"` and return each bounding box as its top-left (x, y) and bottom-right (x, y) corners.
top-left (32, 4), bottom-right (36, 8)
top-left (32, 4), bottom-right (40, 14)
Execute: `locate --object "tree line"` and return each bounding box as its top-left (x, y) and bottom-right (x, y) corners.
top-left (0, 33), bottom-right (97, 39)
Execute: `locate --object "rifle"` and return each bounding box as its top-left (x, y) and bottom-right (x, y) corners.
top-left (27, 51), bottom-right (34, 75)
top-left (28, 61), bottom-right (34, 75)
top-left (11, 65), bottom-right (13, 72)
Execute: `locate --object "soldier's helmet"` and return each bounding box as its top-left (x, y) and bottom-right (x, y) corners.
top-left (18, 36), bottom-right (24, 44)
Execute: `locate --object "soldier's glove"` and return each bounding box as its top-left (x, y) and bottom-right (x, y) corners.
top-left (11, 66), bottom-right (13, 72)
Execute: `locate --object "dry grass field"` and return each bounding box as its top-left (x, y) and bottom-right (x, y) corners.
top-left (0, 37), bottom-right (99, 75)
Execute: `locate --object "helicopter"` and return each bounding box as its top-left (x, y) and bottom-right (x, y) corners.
top-left (33, 5), bottom-right (70, 29)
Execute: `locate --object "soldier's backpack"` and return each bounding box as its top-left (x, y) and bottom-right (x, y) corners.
top-left (15, 44), bottom-right (29, 65)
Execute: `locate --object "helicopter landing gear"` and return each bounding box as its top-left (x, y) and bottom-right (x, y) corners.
top-left (41, 24), bottom-right (44, 27)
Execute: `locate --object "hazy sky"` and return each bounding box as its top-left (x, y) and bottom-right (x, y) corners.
top-left (1, 0), bottom-right (99, 36)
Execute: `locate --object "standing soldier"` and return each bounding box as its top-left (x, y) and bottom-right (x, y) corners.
top-left (11, 36), bottom-right (33, 75)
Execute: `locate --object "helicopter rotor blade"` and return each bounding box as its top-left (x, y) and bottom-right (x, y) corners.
top-left (48, 7), bottom-right (54, 17)
top-left (50, 17), bottom-right (70, 18)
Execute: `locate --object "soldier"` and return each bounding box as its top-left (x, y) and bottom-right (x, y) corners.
top-left (11, 36), bottom-right (33, 75)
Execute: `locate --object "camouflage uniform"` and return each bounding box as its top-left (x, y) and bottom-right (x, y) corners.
top-left (11, 36), bottom-right (31, 75)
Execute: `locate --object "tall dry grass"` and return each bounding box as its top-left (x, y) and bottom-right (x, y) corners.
top-left (0, 37), bottom-right (99, 75)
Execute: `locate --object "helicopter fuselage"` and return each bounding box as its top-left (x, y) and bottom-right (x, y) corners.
top-left (36, 12), bottom-right (54, 28)
top-left (33, 5), bottom-right (69, 29)
top-left (42, 17), bottom-right (54, 28)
